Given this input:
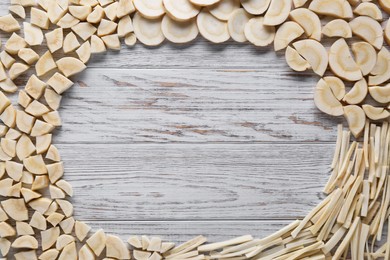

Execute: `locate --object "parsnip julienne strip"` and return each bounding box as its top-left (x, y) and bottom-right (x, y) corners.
top-left (163, 235), bottom-right (207, 257)
top-left (333, 217), bottom-right (361, 260)
top-left (220, 239), bottom-right (262, 255)
top-left (245, 237), bottom-right (283, 258)
top-left (337, 176), bottom-right (362, 224)
top-left (291, 193), bottom-right (334, 238)
top-left (331, 124), bottom-right (343, 169)
top-left (363, 121), bottom-right (370, 169)
top-left (198, 235), bottom-right (253, 252)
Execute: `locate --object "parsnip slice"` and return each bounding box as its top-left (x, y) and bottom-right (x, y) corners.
top-left (343, 78), bottom-right (367, 105)
top-left (18, 48), bottom-right (39, 65)
top-left (309, 0), bottom-right (353, 18)
top-left (31, 7), bottom-right (50, 29)
top-left (240, 0), bottom-right (270, 15)
top-left (369, 85), bottom-right (390, 103)
top-left (163, 0), bottom-right (200, 21)
top-left (72, 22), bottom-right (97, 41)
top-left (285, 46), bottom-right (310, 72)
top-left (0, 14), bottom-right (20, 32)
top-left (351, 42), bottom-right (377, 76)
top-left (16, 134), bottom-right (35, 160)
top-left (87, 229), bottom-right (107, 256)
top-left (349, 16), bottom-right (383, 50)
top-left (75, 221), bottom-right (91, 241)
top-left (56, 57), bottom-right (87, 77)
top-left (118, 15), bottom-right (134, 38)
top-left (369, 47), bottom-right (390, 86)
top-left (329, 38), bottom-right (362, 81)
top-left (106, 235), bottom-right (131, 259)
top-left (63, 32), bottom-right (80, 53)
top-left (362, 105), bottom-right (390, 120)
top-left (322, 19), bottom-right (352, 38)
top-left (293, 39), bottom-right (328, 76)
top-left (274, 21), bottom-right (303, 51)
top-left (23, 22), bottom-right (44, 46)
top-left (134, 0), bottom-right (165, 18)
top-left (263, 0), bottom-right (291, 26)
top-left (314, 79), bottom-right (344, 117)
top-left (209, 0), bottom-right (240, 21)
top-left (41, 227), bottom-right (60, 251)
top-left (11, 235), bottom-right (38, 249)
top-left (344, 105), bottom-right (366, 138)
top-left (57, 13), bottom-right (80, 29)
top-left (227, 8), bottom-right (252, 43)
top-left (9, 5), bottom-right (26, 19)
top-left (161, 15), bottom-right (198, 43)
top-left (36, 51), bottom-right (57, 77)
top-left (289, 8), bottom-right (321, 41)
top-left (117, 0), bottom-right (135, 18)
top-left (1, 198), bottom-right (28, 221)
top-left (133, 12), bottom-right (165, 46)
top-left (323, 76), bottom-right (345, 101)
top-left (245, 17), bottom-right (275, 46)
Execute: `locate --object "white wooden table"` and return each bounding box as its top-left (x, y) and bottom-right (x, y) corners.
top-left (0, 3), bottom-right (341, 244)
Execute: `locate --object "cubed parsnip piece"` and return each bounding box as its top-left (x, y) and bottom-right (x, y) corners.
top-left (0, 14), bottom-right (20, 32)
top-left (16, 222), bottom-right (34, 236)
top-left (9, 5), bottom-right (26, 19)
top-left (69, 5), bottom-right (92, 20)
top-left (1, 198), bottom-right (28, 221)
top-left (23, 154), bottom-right (47, 175)
top-left (30, 120), bottom-right (55, 137)
top-left (72, 22), bottom-right (97, 41)
top-left (0, 105), bottom-right (16, 128)
top-left (36, 134), bottom-right (52, 154)
top-left (117, 0), bottom-right (135, 18)
top-left (21, 188), bottom-right (41, 203)
top-left (25, 100), bottom-right (50, 117)
top-left (56, 180), bottom-right (73, 196)
top-left (9, 63), bottom-right (29, 81)
top-left (106, 235), bottom-right (131, 259)
top-left (0, 52), bottom-right (15, 71)
top-left (47, 1), bottom-right (67, 24)
top-left (40, 111), bottom-right (60, 129)
top-left (76, 41), bottom-right (91, 64)
top-left (0, 79), bottom-right (17, 93)
top-left (41, 227), bottom-right (60, 251)
top-left (1, 138), bottom-right (16, 158)
top-left (118, 15), bottom-right (134, 38)
top-left (0, 63), bottom-right (6, 82)
top-left (14, 250), bottom-right (38, 259)
top-left (79, 244), bottom-right (95, 259)
top-left (102, 34), bottom-right (121, 50)
top-left (29, 197), bottom-right (52, 215)
top-left (5, 33), bottom-right (27, 55)
top-left (25, 75), bottom-right (46, 99)
top-left (36, 51), bottom-right (57, 77)
top-left (104, 2), bottom-right (119, 20)
top-left (31, 175), bottom-right (49, 190)
top-left (98, 19), bottom-right (117, 36)
top-left (11, 235), bottom-right (38, 249)
top-left (45, 88), bottom-right (62, 110)
top-left (75, 221), bottom-right (91, 241)
top-left (0, 178), bottom-right (13, 196)
top-left (31, 7), bottom-right (50, 29)
top-left (87, 5), bottom-right (104, 23)
top-left (44, 200), bottom-right (58, 216)
top-left (18, 48), bottom-right (39, 65)
top-left (87, 229), bottom-right (107, 256)
top-left (5, 160), bottom-right (23, 181)
top-left (45, 28), bottom-right (64, 53)
top-left (23, 22), bottom-right (44, 46)
top-left (46, 145), bottom-right (61, 161)
top-left (57, 199), bottom-right (74, 217)
top-left (39, 249), bottom-right (60, 260)
top-left (125, 33), bottom-right (137, 46)
top-left (63, 32), bottom-right (80, 53)
top-left (0, 93), bottom-right (11, 114)
top-left (60, 217), bottom-right (75, 234)
top-left (16, 134), bottom-right (35, 160)
top-left (56, 57), bottom-right (87, 77)
top-left (47, 72), bottom-right (74, 94)
top-left (56, 234), bottom-right (75, 250)
top-left (0, 238), bottom-right (11, 256)
top-left (47, 212), bottom-right (64, 227)
top-left (47, 162), bottom-right (64, 183)
top-left (49, 185), bottom-right (66, 199)
top-left (91, 35), bottom-right (107, 53)
top-left (58, 241), bottom-right (77, 260)
top-left (0, 222), bottom-right (16, 237)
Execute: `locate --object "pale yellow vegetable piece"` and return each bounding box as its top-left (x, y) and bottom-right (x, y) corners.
top-left (56, 180), bottom-right (73, 196)
top-left (293, 39), bottom-right (328, 77)
top-left (285, 46), bottom-right (310, 72)
top-left (197, 10), bottom-right (229, 43)
top-left (75, 221), bottom-right (91, 241)
top-left (39, 249), bottom-right (59, 260)
top-left (1, 199), bottom-right (28, 221)
top-left (56, 57), bottom-right (87, 77)
top-left (87, 5), bottom-right (104, 24)
top-left (31, 7), bottom-right (50, 29)
top-left (24, 154), bottom-right (47, 175)
top-left (314, 79), bottom-right (344, 117)
top-left (15, 222), bottom-right (34, 236)
top-left (0, 14), bottom-right (20, 32)
top-left (309, 0), bottom-right (353, 18)
top-left (117, 0), bottom-right (136, 18)
top-left (72, 22), bottom-right (97, 41)
top-left (11, 235), bottom-right (38, 249)
top-left (57, 13), bottom-right (80, 29)
top-left (1, 138), bottom-right (16, 158)
top-left (344, 105), bottom-right (366, 138)
top-left (125, 33), bottom-right (137, 46)
top-left (323, 76), bottom-right (345, 101)
top-left (363, 105), bottom-right (390, 120)
top-left (25, 74), bottom-right (46, 99)
top-left (264, 0), bottom-right (291, 26)
top-left (133, 0), bottom-right (165, 18)
top-left (45, 88), bottom-right (62, 110)
top-left (46, 144), bottom-right (61, 161)
top-left (9, 5), bottom-right (26, 19)
top-left (36, 51), bottom-right (57, 77)
top-left (106, 235), bottom-right (131, 259)
top-left (343, 78), bottom-right (367, 105)
top-left (43, 111), bottom-right (62, 126)
top-left (20, 187), bottom-right (41, 203)
top-left (36, 134), bottom-right (52, 154)
top-left (245, 17), bottom-right (275, 47)
top-left (102, 34), bottom-right (121, 50)
top-left (289, 8), bottom-right (321, 41)
top-left (16, 134), bottom-right (35, 160)
top-left (161, 15), bottom-right (198, 44)
top-left (163, 0), bottom-right (200, 21)
top-left (63, 32), bottom-right (80, 53)
top-left (41, 227), bottom-right (60, 251)
top-left (190, 0), bottom-right (220, 6)
top-left (9, 63), bottom-right (30, 80)
top-left (91, 35), bottom-right (107, 53)
top-left (351, 42), bottom-right (377, 76)
top-left (133, 12), bottom-right (165, 46)
top-left (1, 105), bottom-right (16, 128)
top-left (58, 242), bottom-right (77, 260)
top-left (369, 85), bottom-right (390, 104)
top-left (118, 15), bottom-right (134, 37)
top-left (30, 211), bottom-right (47, 230)
top-left (349, 16), bottom-right (383, 50)
top-left (47, 162), bottom-right (64, 183)
top-left (322, 19), bottom-right (352, 38)
top-left (227, 8), bottom-right (252, 43)
top-left (24, 22), bottom-right (44, 46)
top-left (274, 21), bottom-right (303, 51)
top-left (87, 229), bottom-right (107, 256)
top-left (69, 5), bottom-right (92, 21)
top-left (79, 244), bottom-right (95, 259)
top-left (354, 2), bottom-right (382, 21)
top-left (240, 0), bottom-right (270, 15)
top-left (209, 0), bottom-right (240, 21)
top-left (25, 100), bottom-right (50, 117)
top-left (18, 48), bottom-right (39, 65)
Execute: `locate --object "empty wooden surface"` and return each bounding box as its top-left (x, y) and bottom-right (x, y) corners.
top-left (0, 3), bottom-right (341, 244)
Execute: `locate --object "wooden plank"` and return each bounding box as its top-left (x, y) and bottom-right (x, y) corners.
top-left (84, 220), bottom-right (293, 244)
top-left (57, 68), bottom-right (341, 144)
top-left (60, 143), bottom-right (333, 221)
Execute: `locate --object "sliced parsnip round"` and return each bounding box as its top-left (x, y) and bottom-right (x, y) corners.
top-left (197, 10), bottom-right (230, 43)
top-left (329, 38), bottom-right (362, 82)
top-left (349, 16), bottom-right (383, 50)
top-left (106, 235), bottom-right (131, 259)
top-left (227, 8), bottom-right (252, 43)
top-left (189, 0), bottom-right (220, 6)
top-left (343, 78), bottom-right (368, 105)
top-left (11, 235), bottom-right (38, 249)
top-left (161, 15), bottom-right (198, 43)
top-left (263, 0), bottom-right (291, 26)
top-left (240, 0), bottom-right (270, 15)
top-left (244, 17), bottom-right (275, 46)
top-left (285, 46), bottom-right (310, 72)
top-left (86, 229), bottom-right (106, 256)
top-left (323, 76), bottom-right (345, 101)
top-left (69, 6), bottom-right (92, 21)
top-left (24, 22), bottom-right (43, 46)
top-left (350, 42), bottom-right (376, 78)
top-left (163, 0), bottom-right (200, 21)
top-left (133, 0), bottom-right (165, 19)
top-left (343, 105), bottom-right (366, 138)
top-left (369, 85), bottom-right (390, 104)
top-left (209, 0), bottom-right (240, 21)
top-left (354, 3), bottom-right (382, 21)
top-left (362, 104), bottom-right (390, 120)
top-left (289, 8), bottom-right (321, 41)
top-left (369, 47), bottom-right (390, 86)
top-left (125, 33), bottom-right (137, 46)
top-left (274, 21), bottom-right (303, 51)
top-left (56, 57), bottom-right (87, 77)
top-left (309, 0), bottom-right (353, 19)
top-left (322, 19), bottom-right (352, 38)
top-left (133, 12), bottom-right (165, 46)
top-left (385, 19), bottom-right (390, 46)
top-left (293, 39), bottom-right (328, 76)
top-left (314, 79), bottom-right (344, 117)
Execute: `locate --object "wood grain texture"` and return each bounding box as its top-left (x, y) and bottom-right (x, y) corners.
top-left (60, 143), bottom-right (332, 221)
top-left (57, 68), bottom-right (341, 144)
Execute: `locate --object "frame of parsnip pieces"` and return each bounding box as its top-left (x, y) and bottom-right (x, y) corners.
top-left (0, 0), bottom-right (389, 259)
